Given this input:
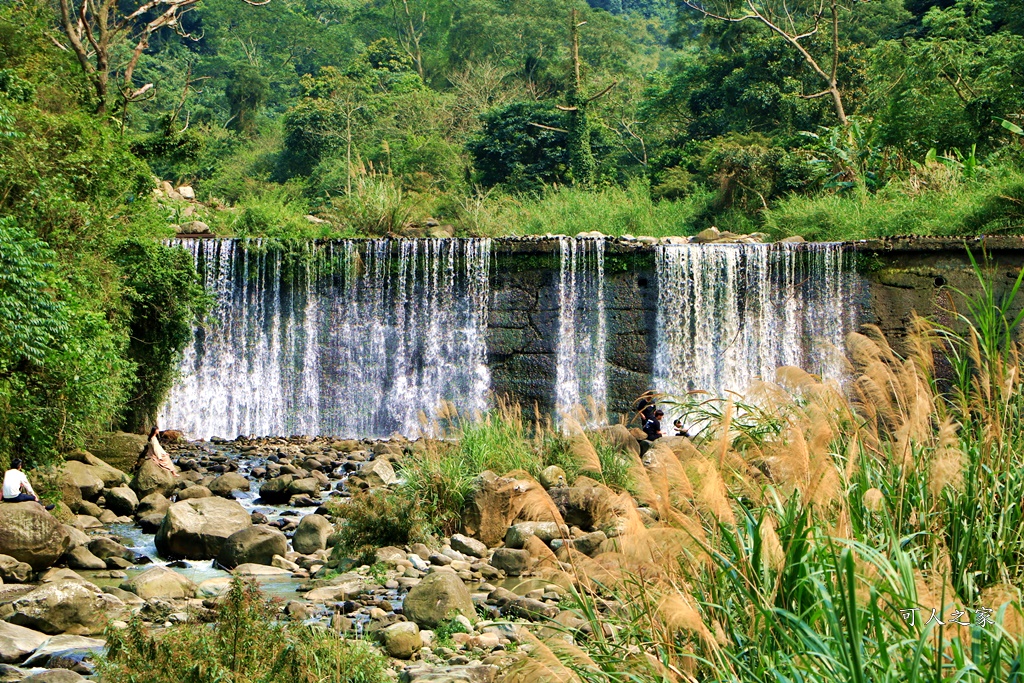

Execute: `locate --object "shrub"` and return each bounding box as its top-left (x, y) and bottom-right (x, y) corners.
top-left (99, 577), bottom-right (390, 683)
top-left (331, 489), bottom-right (432, 563)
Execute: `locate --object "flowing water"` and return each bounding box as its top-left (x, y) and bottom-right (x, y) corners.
top-left (554, 237), bottom-right (608, 420)
top-left (653, 242), bottom-right (858, 404)
top-left (159, 238), bottom-right (492, 440)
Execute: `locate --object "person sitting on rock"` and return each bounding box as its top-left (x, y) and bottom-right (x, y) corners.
top-left (644, 410), bottom-right (665, 441)
top-left (137, 426), bottom-right (176, 474)
top-left (633, 394), bottom-right (657, 426)
top-left (2, 459), bottom-right (50, 508)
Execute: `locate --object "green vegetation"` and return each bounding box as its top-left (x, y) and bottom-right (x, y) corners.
top-left (99, 577), bottom-right (390, 683)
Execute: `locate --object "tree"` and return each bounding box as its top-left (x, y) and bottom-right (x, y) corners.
top-left (468, 101), bottom-right (571, 191)
top-left (53, 0), bottom-right (269, 114)
top-left (679, 0), bottom-right (853, 125)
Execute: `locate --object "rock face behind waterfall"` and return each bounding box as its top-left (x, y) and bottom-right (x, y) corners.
top-left (0, 503), bottom-right (70, 570)
top-left (155, 497), bottom-right (251, 559)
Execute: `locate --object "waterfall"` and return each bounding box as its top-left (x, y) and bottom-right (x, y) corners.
top-left (653, 243), bottom-right (856, 402)
top-left (554, 237), bottom-right (607, 420)
top-left (159, 238), bottom-right (492, 440)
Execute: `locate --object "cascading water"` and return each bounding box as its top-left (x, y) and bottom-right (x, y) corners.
top-left (653, 242), bottom-right (858, 402)
top-left (554, 237), bottom-right (607, 419)
top-left (158, 238), bottom-right (491, 440)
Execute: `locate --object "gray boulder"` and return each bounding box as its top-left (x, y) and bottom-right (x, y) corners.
top-left (177, 485), bottom-right (212, 500)
top-left (0, 503), bottom-right (70, 570)
top-left (130, 460), bottom-right (176, 499)
top-left (450, 534), bottom-right (488, 559)
top-left (103, 487), bottom-right (138, 516)
top-left (208, 473), bottom-right (250, 497)
top-left (0, 555), bottom-right (32, 584)
top-left (291, 514), bottom-right (332, 554)
top-left (121, 567), bottom-right (196, 599)
top-left (64, 547), bottom-right (105, 571)
top-left (8, 580), bottom-right (123, 635)
top-left (0, 621), bottom-right (48, 663)
top-left (382, 621), bottom-right (421, 659)
top-left (490, 548), bottom-right (532, 576)
top-left (21, 670), bottom-right (86, 683)
top-left (402, 571), bottom-right (476, 628)
top-left (358, 459), bottom-right (397, 487)
top-left (504, 522), bottom-right (561, 549)
top-left (257, 475), bottom-right (292, 504)
top-left (60, 463), bottom-right (104, 501)
top-left (64, 450), bottom-right (128, 488)
top-left (215, 526), bottom-right (287, 568)
top-left (155, 497), bottom-right (251, 560)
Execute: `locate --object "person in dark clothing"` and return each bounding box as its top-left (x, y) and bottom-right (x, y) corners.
top-left (644, 410), bottom-right (664, 441)
top-left (634, 395), bottom-right (657, 426)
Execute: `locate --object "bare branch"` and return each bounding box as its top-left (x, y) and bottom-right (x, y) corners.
top-left (586, 81), bottom-right (617, 103)
top-left (529, 122), bottom-right (569, 134)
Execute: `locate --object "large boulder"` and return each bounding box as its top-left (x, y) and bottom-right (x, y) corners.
top-left (84, 432), bottom-right (147, 471)
top-left (0, 621), bottom-right (49, 663)
top-left (64, 451), bottom-right (128, 488)
top-left (208, 473), bottom-right (250, 498)
top-left (21, 670), bottom-right (86, 682)
top-left (103, 487), bottom-right (138, 517)
top-left (450, 534), bottom-right (488, 559)
top-left (0, 503), bottom-right (70, 570)
top-left (505, 522), bottom-right (561, 549)
top-left (215, 526), bottom-right (287, 568)
top-left (257, 475), bottom-right (292, 504)
top-left (64, 547), bottom-right (105, 571)
top-left (155, 497), bottom-right (252, 560)
top-left (490, 548), bottom-right (532, 576)
top-left (382, 621), bottom-right (421, 659)
top-left (461, 472), bottom-right (518, 548)
top-left (547, 486), bottom-right (618, 532)
top-left (7, 580), bottom-right (123, 635)
top-left (59, 463), bottom-right (104, 501)
top-left (291, 515), bottom-right (332, 554)
top-left (130, 460), bottom-right (176, 499)
top-left (358, 459), bottom-right (397, 487)
top-left (402, 571), bottom-right (476, 628)
top-left (122, 567), bottom-right (196, 599)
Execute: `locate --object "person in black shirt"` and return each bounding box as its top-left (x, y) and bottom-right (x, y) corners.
top-left (634, 396), bottom-right (657, 426)
top-left (644, 410), bottom-right (664, 441)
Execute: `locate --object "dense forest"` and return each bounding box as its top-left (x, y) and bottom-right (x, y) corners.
top-left (1, 0), bottom-right (1023, 462)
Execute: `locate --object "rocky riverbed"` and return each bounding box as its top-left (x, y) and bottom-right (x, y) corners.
top-left (0, 429), bottom-right (645, 682)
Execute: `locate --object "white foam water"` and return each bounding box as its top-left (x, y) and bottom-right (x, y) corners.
top-left (653, 242), bottom-right (857, 402)
top-left (158, 238), bottom-right (491, 440)
top-left (554, 237), bottom-right (607, 420)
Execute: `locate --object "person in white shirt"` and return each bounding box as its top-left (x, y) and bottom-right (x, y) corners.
top-left (3, 459), bottom-right (39, 503)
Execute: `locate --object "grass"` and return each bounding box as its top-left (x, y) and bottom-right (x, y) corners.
top-left (763, 166), bottom-right (1024, 241)
top-left (493, 259), bottom-right (1024, 682)
top-left (99, 577), bottom-right (390, 683)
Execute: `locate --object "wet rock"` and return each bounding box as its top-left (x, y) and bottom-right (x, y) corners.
top-left (0, 503), bottom-right (70, 570)
top-left (383, 621), bottom-right (422, 659)
top-left (403, 571), bottom-right (476, 628)
top-left (22, 634), bottom-right (104, 672)
top-left (291, 514), bottom-right (332, 554)
top-left (490, 548), bottom-right (532, 576)
top-left (303, 574), bottom-right (366, 602)
top-left (286, 478), bottom-right (320, 497)
top-left (232, 564), bottom-right (291, 577)
top-left (155, 497), bottom-right (252, 560)
top-left (502, 597), bottom-right (558, 621)
top-left (450, 534), bottom-right (488, 559)
top-left (504, 522), bottom-right (560, 549)
top-left (122, 567), bottom-right (196, 600)
top-left (8, 580), bottom-right (123, 635)
top-left (216, 525), bottom-right (288, 568)
top-left (87, 538), bottom-right (130, 562)
top-left (0, 622), bottom-right (48, 664)
top-left (103, 487), bottom-right (138, 516)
